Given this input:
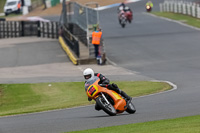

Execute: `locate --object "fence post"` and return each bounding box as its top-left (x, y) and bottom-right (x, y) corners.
top-left (75, 40), bottom-right (80, 58)
top-left (56, 22), bottom-right (59, 38)
top-left (42, 22), bottom-right (45, 37)
top-left (166, 1), bottom-right (170, 12)
top-left (170, 1), bottom-right (173, 12)
top-left (51, 22), bottom-right (54, 38)
top-left (4, 21), bottom-right (6, 38)
top-left (178, 2), bottom-right (181, 13)
top-left (21, 21), bottom-right (24, 37)
top-left (192, 3), bottom-right (196, 17)
top-left (197, 5), bottom-right (200, 18)
top-left (182, 2), bottom-right (186, 14)
top-left (37, 21), bottom-right (41, 37)
top-left (7, 21), bottom-right (9, 38)
top-left (47, 22), bottom-right (50, 38)
top-left (174, 2), bottom-right (177, 13)
top-left (160, 3), bottom-right (163, 12)
top-left (14, 21), bottom-right (16, 37)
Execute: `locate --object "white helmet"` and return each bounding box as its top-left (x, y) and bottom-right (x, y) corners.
top-left (83, 68), bottom-right (94, 81)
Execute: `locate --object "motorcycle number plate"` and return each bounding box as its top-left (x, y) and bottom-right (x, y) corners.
top-left (87, 85), bottom-right (98, 97)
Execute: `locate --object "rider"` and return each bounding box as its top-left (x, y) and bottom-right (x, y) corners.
top-left (118, 2), bottom-right (133, 23)
top-left (118, 2), bottom-right (132, 13)
top-left (83, 68), bottom-right (132, 110)
top-left (118, 2), bottom-right (125, 11)
top-left (146, 1), bottom-right (154, 8)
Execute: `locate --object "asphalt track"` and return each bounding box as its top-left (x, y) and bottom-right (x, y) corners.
top-left (1, 0), bottom-right (200, 132)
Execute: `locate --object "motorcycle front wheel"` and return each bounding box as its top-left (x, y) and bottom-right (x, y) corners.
top-left (126, 102), bottom-right (136, 114)
top-left (96, 96), bottom-right (117, 116)
top-left (121, 23), bottom-right (126, 28)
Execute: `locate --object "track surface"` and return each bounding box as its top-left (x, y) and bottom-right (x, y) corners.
top-left (1, 0), bottom-right (200, 133)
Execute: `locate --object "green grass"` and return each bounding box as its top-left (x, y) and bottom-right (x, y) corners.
top-left (152, 12), bottom-right (200, 28)
top-left (66, 115), bottom-right (200, 133)
top-left (0, 0), bottom-right (6, 13)
top-left (0, 81), bottom-right (172, 116)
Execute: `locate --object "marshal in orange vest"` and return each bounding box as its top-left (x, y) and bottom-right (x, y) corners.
top-left (92, 31), bottom-right (102, 45)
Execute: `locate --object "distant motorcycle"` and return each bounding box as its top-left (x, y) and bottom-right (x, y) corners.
top-left (146, 5), bottom-right (152, 12)
top-left (125, 11), bottom-right (133, 23)
top-left (118, 11), bottom-right (127, 28)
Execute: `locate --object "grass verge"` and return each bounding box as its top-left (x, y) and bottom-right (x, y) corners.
top-left (0, 81), bottom-right (172, 116)
top-left (66, 115), bottom-right (200, 133)
top-left (151, 12), bottom-right (200, 28)
top-left (0, 0), bottom-right (6, 13)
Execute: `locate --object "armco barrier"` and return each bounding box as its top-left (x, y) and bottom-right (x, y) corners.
top-left (62, 26), bottom-right (80, 58)
top-left (59, 36), bottom-right (78, 65)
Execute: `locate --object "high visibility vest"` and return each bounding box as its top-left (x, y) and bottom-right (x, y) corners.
top-left (18, 3), bottom-right (21, 9)
top-left (146, 2), bottom-right (153, 8)
top-left (92, 31), bottom-right (102, 45)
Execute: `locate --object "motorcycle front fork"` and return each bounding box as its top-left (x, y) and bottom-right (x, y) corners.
top-left (101, 92), bottom-right (110, 105)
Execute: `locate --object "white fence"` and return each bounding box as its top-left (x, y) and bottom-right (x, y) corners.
top-left (160, 0), bottom-right (200, 18)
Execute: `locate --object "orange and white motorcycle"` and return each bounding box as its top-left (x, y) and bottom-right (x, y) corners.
top-left (85, 76), bottom-right (136, 116)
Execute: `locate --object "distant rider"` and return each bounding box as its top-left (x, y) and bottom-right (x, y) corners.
top-left (118, 2), bottom-right (132, 13)
top-left (118, 2), bottom-right (133, 23)
top-left (83, 68), bottom-right (132, 111)
top-left (146, 1), bottom-right (154, 8)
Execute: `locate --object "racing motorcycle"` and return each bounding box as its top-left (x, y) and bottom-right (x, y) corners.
top-left (118, 11), bottom-right (127, 28)
top-left (125, 11), bottom-right (133, 23)
top-left (146, 5), bottom-right (152, 12)
top-left (85, 76), bottom-right (136, 116)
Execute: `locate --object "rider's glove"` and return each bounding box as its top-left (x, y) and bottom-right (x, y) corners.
top-left (111, 83), bottom-right (118, 89)
top-left (101, 79), bottom-right (110, 84)
top-left (106, 84), bottom-right (113, 89)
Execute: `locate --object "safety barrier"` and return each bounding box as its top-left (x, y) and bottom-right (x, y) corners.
top-left (59, 1), bottom-right (106, 64)
top-left (0, 21), bottom-right (59, 39)
top-left (61, 25), bottom-right (80, 58)
top-left (160, 0), bottom-right (200, 18)
top-left (0, 21), bottom-right (22, 38)
top-left (59, 36), bottom-right (78, 65)
top-left (68, 23), bottom-right (87, 47)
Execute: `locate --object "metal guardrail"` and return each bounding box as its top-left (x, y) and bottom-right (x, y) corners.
top-left (160, 0), bottom-right (200, 18)
top-left (59, 1), bottom-right (106, 64)
top-left (61, 26), bottom-right (80, 58)
top-left (68, 23), bottom-right (87, 46)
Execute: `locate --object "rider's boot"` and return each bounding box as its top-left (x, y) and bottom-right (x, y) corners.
top-left (95, 103), bottom-right (101, 111)
top-left (120, 91), bottom-right (132, 108)
top-left (120, 91), bottom-right (132, 102)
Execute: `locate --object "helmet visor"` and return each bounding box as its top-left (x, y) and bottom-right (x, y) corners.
top-left (84, 74), bottom-right (91, 80)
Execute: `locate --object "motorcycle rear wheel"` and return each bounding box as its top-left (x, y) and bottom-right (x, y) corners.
top-left (96, 96), bottom-right (117, 116)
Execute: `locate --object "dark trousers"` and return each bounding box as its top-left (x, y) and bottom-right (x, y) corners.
top-left (93, 44), bottom-right (99, 58)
